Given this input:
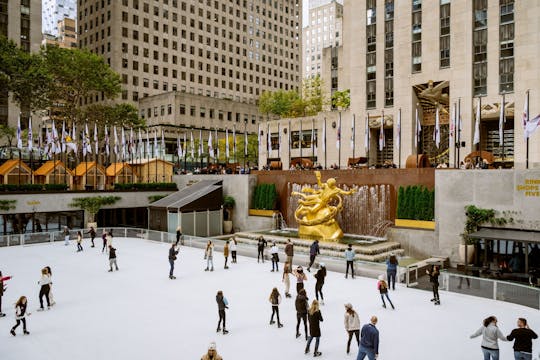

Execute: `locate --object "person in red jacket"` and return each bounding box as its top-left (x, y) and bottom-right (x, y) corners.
top-left (0, 271), bottom-right (13, 317)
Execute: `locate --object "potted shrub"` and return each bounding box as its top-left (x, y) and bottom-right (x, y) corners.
top-left (223, 195), bottom-right (236, 234)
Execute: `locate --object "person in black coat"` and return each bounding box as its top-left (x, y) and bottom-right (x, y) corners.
top-left (506, 317), bottom-right (538, 358)
top-left (216, 290), bottom-right (229, 334)
top-left (426, 265), bottom-right (440, 305)
top-left (305, 299), bottom-right (323, 357)
top-left (257, 236), bottom-right (267, 263)
top-left (314, 263), bottom-right (327, 305)
top-left (168, 243), bottom-right (179, 279)
top-left (86, 227), bottom-right (96, 248)
top-left (295, 288), bottom-right (309, 340)
top-left (307, 240), bottom-right (320, 272)
top-left (108, 245), bottom-right (119, 272)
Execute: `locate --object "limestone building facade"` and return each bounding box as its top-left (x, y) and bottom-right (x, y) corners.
top-left (42, 0), bottom-right (76, 36)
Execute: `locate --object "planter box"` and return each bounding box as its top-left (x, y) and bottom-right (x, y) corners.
top-left (395, 219), bottom-right (436, 230)
top-left (248, 209), bottom-right (279, 217)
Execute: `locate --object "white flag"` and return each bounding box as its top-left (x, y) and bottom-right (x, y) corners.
top-left (104, 126), bottom-right (110, 156)
top-left (145, 130), bottom-right (151, 158)
top-left (379, 112), bottom-right (385, 151)
top-left (161, 130), bottom-right (165, 157)
top-left (183, 133), bottom-right (187, 159)
top-left (16, 115), bottom-right (23, 149)
top-left (336, 122), bottom-right (341, 150)
top-left (85, 123), bottom-right (92, 155)
top-left (499, 96), bottom-right (505, 145)
top-left (232, 125), bottom-right (237, 157)
top-left (226, 128), bottom-right (230, 158)
top-left (215, 129), bottom-right (219, 159)
top-left (61, 121), bottom-right (67, 153)
top-left (434, 106), bottom-right (441, 148)
top-left (94, 123), bottom-right (99, 154)
top-left (396, 110), bottom-right (401, 150)
top-left (129, 128), bottom-right (134, 155)
top-left (113, 127), bottom-right (119, 156)
top-left (52, 121), bottom-right (61, 154)
top-left (121, 127), bottom-right (126, 159)
top-left (524, 114), bottom-right (540, 138)
top-left (208, 131), bottom-right (214, 159)
top-left (523, 93), bottom-right (529, 140)
top-left (177, 136), bottom-right (182, 158)
top-left (473, 99), bottom-right (481, 145)
top-left (190, 131), bottom-right (194, 158)
top-left (138, 129), bottom-right (144, 158)
top-left (364, 114), bottom-right (370, 152)
top-left (27, 117), bottom-right (33, 151)
top-left (350, 114), bottom-right (355, 150)
top-left (153, 130), bottom-right (158, 158)
top-left (244, 129), bottom-right (248, 156)
top-left (415, 108), bottom-right (422, 148)
top-left (198, 129), bottom-right (203, 158)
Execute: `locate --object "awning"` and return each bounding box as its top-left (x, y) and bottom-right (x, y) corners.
top-left (149, 179), bottom-right (223, 212)
top-left (468, 227), bottom-right (540, 244)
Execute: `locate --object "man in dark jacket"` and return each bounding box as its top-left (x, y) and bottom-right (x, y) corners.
top-left (426, 265), bottom-right (440, 305)
top-left (357, 316), bottom-right (379, 360)
top-left (307, 240), bottom-right (320, 272)
top-left (108, 246), bottom-right (118, 272)
top-left (285, 239), bottom-right (294, 267)
top-left (257, 236), bottom-right (267, 263)
top-left (295, 288), bottom-right (309, 340)
top-left (168, 243), bottom-right (179, 279)
top-left (506, 317), bottom-right (537, 360)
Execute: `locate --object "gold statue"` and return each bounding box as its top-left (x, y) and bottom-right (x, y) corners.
top-left (292, 171), bottom-right (356, 241)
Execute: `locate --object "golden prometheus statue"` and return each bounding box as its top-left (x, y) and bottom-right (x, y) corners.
top-left (292, 171), bottom-right (356, 241)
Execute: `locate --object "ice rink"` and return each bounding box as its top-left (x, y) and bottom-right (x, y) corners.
top-left (0, 237), bottom-right (538, 360)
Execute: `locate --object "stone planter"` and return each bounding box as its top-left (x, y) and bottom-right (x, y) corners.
top-left (394, 219), bottom-right (436, 230)
top-left (223, 220), bottom-right (233, 234)
top-left (458, 244), bottom-right (475, 264)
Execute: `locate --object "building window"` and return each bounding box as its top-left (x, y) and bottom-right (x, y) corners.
top-left (499, 0), bottom-right (514, 93)
top-left (473, 0), bottom-right (488, 96)
top-left (366, 0), bottom-right (376, 109)
top-left (411, 1), bottom-right (422, 73)
top-left (440, 0), bottom-right (450, 68)
top-left (384, 1), bottom-right (394, 107)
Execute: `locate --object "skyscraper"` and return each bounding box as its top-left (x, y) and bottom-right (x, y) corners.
top-left (42, 0), bottom-right (76, 36)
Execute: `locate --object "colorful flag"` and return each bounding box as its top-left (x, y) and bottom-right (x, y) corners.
top-left (473, 99), bottom-right (481, 145)
top-left (449, 103), bottom-right (455, 146)
top-left (208, 131), bottom-right (214, 159)
top-left (379, 112), bottom-right (385, 151)
top-left (121, 127), bottom-right (126, 159)
top-left (499, 95), bottom-right (505, 145)
top-left (350, 114), bottom-right (355, 150)
top-left (336, 121), bottom-right (341, 150)
top-left (16, 115), bottom-right (22, 149)
top-left (215, 129), bottom-right (219, 159)
top-left (226, 127), bottom-right (230, 158)
top-left (523, 92), bottom-right (529, 140)
top-left (94, 123), bottom-right (99, 154)
top-left (415, 108), bottom-right (422, 148)
top-left (52, 121), bottom-right (61, 154)
top-left (267, 124), bottom-right (271, 155)
top-left (104, 126), bottom-right (110, 156)
top-left (27, 117), bottom-right (33, 151)
top-left (113, 127), bottom-right (119, 156)
top-left (435, 106), bottom-right (441, 148)
top-left (364, 114), bottom-right (370, 152)
top-left (244, 129), bottom-right (248, 156)
top-left (190, 130), bottom-right (194, 159)
top-left (183, 133), bottom-right (187, 159)
top-left (198, 129), bottom-right (203, 158)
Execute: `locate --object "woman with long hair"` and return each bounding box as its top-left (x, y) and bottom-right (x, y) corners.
top-left (305, 299), bottom-right (323, 357)
top-left (470, 316), bottom-right (508, 360)
top-left (10, 296), bottom-right (30, 336)
top-left (292, 265), bottom-right (307, 294)
top-left (386, 254), bottom-right (399, 290)
top-left (314, 263), bottom-right (327, 305)
top-left (377, 275), bottom-right (395, 309)
top-left (230, 237), bottom-right (238, 263)
top-left (344, 303), bottom-right (360, 354)
top-left (268, 287), bottom-right (283, 328)
top-left (76, 230), bottom-right (83, 252)
top-left (45, 266), bottom-right (55, 306)
top-left (204, 241), bottom-right (214, 271)
top-left (216, 290), bottom-right (229, 334)
top-left (37, 267), bottom-right (51, 311)
top-left (282, 263), bottom-right (292, 298)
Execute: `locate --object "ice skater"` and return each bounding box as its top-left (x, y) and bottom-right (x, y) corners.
top-left (223, 240), bottom-right (230, 269)
top-left (201, 342), bottom-right (223, 360)
top-left (344, 303), bottom-right (360, 354)
top-left (268, 287), bottom-right (283, 328)
top-left (295, 288), bottom-right (309, 340)
top-left (257, 236), bottom-right (267, 263)
top-left (305, 299), bottom-right (323, 357)
top-left (470, 316), bottom-right (508, 360)
top-left (101, 229), bottom-right (107, 253)
top-left (45, 266), bottom-right (55, 306)
top-left (506, 317), bottom-right (538, 359)
top-left (345, 244), bottom-right (355, 279)
top-left (76, 230), bottom-right (83, 252)
top-left (10, 296), bottom-right (30, 336)
top-left (37, 268), bottom-right (51, 311)
top-left (230, 237), bottom-right (237, 263)
top-left (270, 242), bottom-right (279, 272)
top-left (0, 270), bottom-right (13, 317)
top-left (108, 245), bottom-right (119, 272)
top-left (205, 240), bottom-right (214, 271)
top-left (357, 316), bottom-right (379, 360)
top-left (282, 263), bottom-right (292, 298)
top-left (427, 264), bottom-right (440, 305)
top-left (216, 290), bottom-right (229, 334)
top-left (377, 275), bottom-right (394, 309)
top-left (285, 239), bottom-right (294, 268)
top-left (293, 265), bottom-right (307, 294)
top-left (86, 226), bottom-right (96, 248)
top-left (175, 226), bottom-right (182, 246)
top-left (63, 226), bottom-right (70, 246)
top-left (314, 263), bottom-right (326, 305)
top-left (307, 239), bottom-right (320, 272)
top-left (386, 254), bottom-right (398, 290)
top-left (169, 243), bottom-right (179, 279)
top-left (106, 231), bottom-right (113, 254)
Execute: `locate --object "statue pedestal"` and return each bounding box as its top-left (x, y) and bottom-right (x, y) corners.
top-left (298, 220), bottom-right (343, 242)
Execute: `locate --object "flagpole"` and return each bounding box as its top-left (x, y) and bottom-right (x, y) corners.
top-left (352, 114), bottom-right (356, 161)
top-left (299, 119), bottom-right (303, 162)
top-left (477, 97), bottom-right (482, 164)
top-left (398, 108), bottom-right (401, 169)
top-left (243, 120), bottom-right (247, 171)
top-left (457, 98), bottom-right (461, 167)
top-left (324, 117), bottom-right (327, 169)
top-left (367, 113), bottom-right (370, 167)
top-left (526, 90), bottom-right (530, 169)
top-left (288, 119), bottom-right (291, 168)
top-left (452, 102), bottom-right (457, 168)
top-left (415, 104), bottom-right (419, 168)
top-left (311, 118), bottom-right (315, 162)
top-left (338, 112), bottom-right (342, 169)
top-left (501, 94), bottom-right (505, 164)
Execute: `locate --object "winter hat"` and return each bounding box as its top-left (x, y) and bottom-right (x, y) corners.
top-left (319, 262), bottom-right (325, 267)
top-left (344, 303), bottom-right (353, 310)
top-left (348, 244), bottom-right (352, 249)
top-left (208, 342), bottom-right (216, 351)
top-left (378, 274), bottom-right (385, 281)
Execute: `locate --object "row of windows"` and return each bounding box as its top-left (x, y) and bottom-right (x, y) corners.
top-left (142, 103), bottom-right (259, 125)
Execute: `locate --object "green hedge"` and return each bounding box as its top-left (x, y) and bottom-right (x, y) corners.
top-left (0, 183), bottom-right (68, 192)
top-left (252, 183), bottom-right (278, 210)
top-left (397, 185), bottom-right (435, 221)
top-left (114, 182), bottom-right (178, 191)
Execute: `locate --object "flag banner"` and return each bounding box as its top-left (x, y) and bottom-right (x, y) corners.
top-left (473, 99), bottom-right (481, 145)
top-left (379, 112), bottom-right (385, 151)
top-left (137, 129), bottom-right (143, 158)
top-left (364, 114), bottom-right (369, 152)
top-left (71, 123), bottom-right (78, 153)
top-left (267, 124), bottom-right (271, 155)
top-left (449, 103), bottom-right (455, 145)
top-left (523, 93), bottom-right (529, 140)
top-left (94, 123), bottom-right (99, 154)
top-left (27, 117), bottom-right (33, 151)
top-left (396, 110), bottom-right (401, 150)
top-left (183, 133), bottom-right (187, 159)
top-left (226, 127), bottom-right (230, 158)
top-left (61, 121), bottom-right (67, 153)
top-left (336, 122), bottom-right (341, 150)
top-left (190, 131), bottom-right (195, 159)
top-left (215, 129), bottom-right (219, 159)
top-left (114, 127), bottom-right (119, 156)
top-left (351, 114), bottom-right (355, 150)
top-left (84, 123), bottom-right (92, 155)
top-left (153, 130), bottom-right (159, 158)
top-left (415, 108), bottom-right (422, 148)
top-left (244, 129), bottom-right (248, 156)
top-left (208, 131), bottom-right (214, 159)
top-left (16, 115), bottom-right (23, 149)
top-left (161, 130), bottom-right (165, 157)
top-left (145, 130), bottom-right (151, 158)
top-left (121, 127), bottom-right (126, 160)
top-left (198, 129), bottom-right (203, 158)
top-left (524, 114), bottom-right (540, 138)
top-left (499, 96), bottom-right (505, 145)
top-left (105, 126), bottom-right (110, 156)
top-left (434, 106), bottom-right (441, 148)
top-left (46, 126), bottom-right (52, 157)
top-left (129, 128), bottom-right (134, 155)
top-left (52, 121), bottom-right (61, 154)
top-left (177, 136), bottom-right (183, 158)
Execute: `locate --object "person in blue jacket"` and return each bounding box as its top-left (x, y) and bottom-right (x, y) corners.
top-left (357, 316), bottom-right (379, 360)
top-left (307, 240), bottom-right (320, 272)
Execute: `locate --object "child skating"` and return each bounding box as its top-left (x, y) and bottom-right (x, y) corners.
top-left (10, 296), bottom-right (30, 336)
top-left (377, 275), bottom-right (395, 309)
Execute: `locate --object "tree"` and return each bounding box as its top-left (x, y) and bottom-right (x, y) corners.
top-left (43, 46), bottom-right (121, 126)
top-left (303, 75), bottom-right (327, 115)
top-left (331, 89), bottom-right (351, 111)
top-left (69, 196), bottom-right (121, 223)
top-left (0, 124), bottom-right (16, 155)
top-left (81, 103), bottom-right (145, 130)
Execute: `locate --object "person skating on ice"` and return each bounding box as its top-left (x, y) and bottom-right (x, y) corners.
top-left (108, 245), bottom-right (119, 272)
top-left (506, 317), bottom-right (538, 360)
top-left (168, 243), bottom-right (179, 279)
top-left (282, 263), bottom-right (292, 298)
top-left (314, 263), bottom-right (326, 305)
top-left (268, 287), bottom-right (283, 328)
top-left (357, 316), bottom-right (379, 360)
top-left (63, 226), bottom-right (70, 246)
top-left (205, 240), bottom-right (214, 271)
top-left (470, 316), bottom-right (508, 360)
top-left (344, 303), bottom-right (360, 355)
top-left (426, 264), bottom-right (440, 305)
top-left (377, 275), bottom-right (394, 309)
top-left (10, 296), bottom-right (30, 336)
top-left (215, 290), bottom-right (229, 334)
top-left (223, 240), bottom-right (230, 269)
top-left (307, 240), bottom-right (320, 272)
top-left (285, 238), bottom-right (294, 268)
top-left (76, 230), bottom-right (83, 252)
top-left (270, 242), bottom-right (279, 272)
top-left (37, 267), bottom-right (51, 311)
top-left (386, 254), bottom-right (398, 290)
top-left (86, 226), bottom-right (96, 248)
top-left (230, 237), bottom-right (237, 263)
top-left (45, 266), bottom-right (56, 306)
top-left (0, 270), bottom-right (13, 317)
top-left (175, 226), bottom-right (183, 246)
top-left (295, 288), bottom-right (309, 340)
top-left (257, 236), bottom-right (267, 263)
top-left (293, 265), bottom-right (307, 294)
top-left (106, 231), bottom-right (113, 254)
top-left (345, 244), bottom-right (355, 279)
top-left (305, 299), bottom-right (323, 357)
top-left (101, 229), bottom-right (107, 253)
top-left (201, 342), bottom-right (223, 360)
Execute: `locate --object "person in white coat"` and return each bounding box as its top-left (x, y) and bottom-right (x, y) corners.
top-left (105, 231), bottom-right (113, 254)
top-left (37, 268), bottom-right (51, 311)
top-left (204, 241), bottom-right (214, 271)
top-left (270, 242), bottom-right (279, 272)
top-left (230, 237), bottom-right (238, 263)
top-left (344, 303), bottom-right (361, 354)
top-left (470, 316), bottom-right (508, 360)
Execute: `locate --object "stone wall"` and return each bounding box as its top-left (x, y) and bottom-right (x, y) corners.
top-left (387, 227), bottom-right (438, 260)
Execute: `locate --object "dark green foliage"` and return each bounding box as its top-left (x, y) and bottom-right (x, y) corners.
top-left (148, 194), bottom-right (167, 203)
top-left (252, 183), bottom-right (278, 210)
top-left (114, 182), bottom-right (178, 191)
top-left (396, 185), bottom-right (435, 221)
top-left (0, 199), bottom-right (16, 211)
top-left (69, 196), bottom-right (121, 222)
top-left (463, 205), bottom-right (508, 244)
top-left (0, 183), bottom-right (67, 192)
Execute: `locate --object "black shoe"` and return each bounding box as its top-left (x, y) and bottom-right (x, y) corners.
top-left (205, 268), bottom-right (209, 271)
top-left (430, 298), bottom-right (436, 302)
top-left (108, 269), bottom-right (113, 272)
top-left (270, 320), bottom-right (275, 325)
top-left (435, 301), bottom-right (441, 305)
top-left (23, 330), bottom-right (29, 335)
top-left (210, 268), bottom-right (214, 272)
top-left (345, 275), bottom-right (348, 279)
top-left (296, 333), bottom-right (301, 339)
top-left (278, 323), bottom-right (283, 328)
top-left (346, 348), bottom-right (350, 354)
top-left (271, 269), bottom-right (274, 272)
top-left (222, 329), bottom-right (229, 334)
top-left (314, 351), bottom-right (322, 357)
top-left (307, 268), bottom-right (311, 272)
top-left (305, 348), bottom-right (310, 354)
top-left (382, 304), bottom-right (386, 308)
top-left (216, 327), bottom-right (221, 332)
top-left (0, 313), bottom-right (6, 317)
top-left (10, 329), bottom-right (15, 336)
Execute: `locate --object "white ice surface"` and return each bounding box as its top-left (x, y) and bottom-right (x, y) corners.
top-left (0, 238), bottom-right (538, 360)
